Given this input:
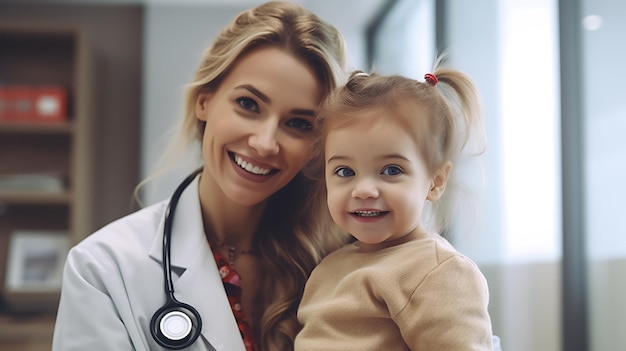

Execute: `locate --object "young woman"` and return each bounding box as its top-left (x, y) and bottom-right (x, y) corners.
top-left (52, 2), bottom-right (348, 350)
top-left (296, 65), bottom-right (496, 350)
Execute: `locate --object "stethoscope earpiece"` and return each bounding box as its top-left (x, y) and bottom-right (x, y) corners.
top-left (151, 169), bottom-right (204, 350)
top-left (150, 301), bottom-right (202, 350)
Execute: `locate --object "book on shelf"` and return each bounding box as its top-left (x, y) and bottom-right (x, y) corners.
top-left (5, 230), bottom-right (70, 294)
top-left (0, 85), bottom-right (68, 123)
top-left (0, 172), bottom-right (66, 193)
top-left (1, 230), bottom-right (70, 314)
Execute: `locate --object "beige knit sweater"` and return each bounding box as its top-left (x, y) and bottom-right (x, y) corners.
top-left (295, 232), bottom-right (494, 351)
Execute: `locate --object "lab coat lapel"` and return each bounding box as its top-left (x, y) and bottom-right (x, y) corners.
top-left (148, 175), bottom-right (246, 351)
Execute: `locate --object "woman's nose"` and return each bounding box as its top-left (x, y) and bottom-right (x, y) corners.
top-left (351, 177), bottom-right (380, 199)
top-left (249, 120), bottom-right (279, 157)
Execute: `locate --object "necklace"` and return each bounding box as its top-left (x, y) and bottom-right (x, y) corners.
top-left (212, 239), bottom-right (255, 266)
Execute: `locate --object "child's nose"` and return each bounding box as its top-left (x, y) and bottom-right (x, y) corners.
top-left (351, 177), bottom-right (380, 199)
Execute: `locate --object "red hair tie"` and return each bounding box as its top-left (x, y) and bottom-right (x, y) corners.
top-left (424, 73), bottom-right (438, 86)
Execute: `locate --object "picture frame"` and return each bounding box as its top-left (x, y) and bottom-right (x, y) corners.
top-left (4, 230), bottom-right (70, 293)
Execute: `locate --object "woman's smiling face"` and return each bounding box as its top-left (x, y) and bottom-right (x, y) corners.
top-left (195, 47), bottom-right (323, 206)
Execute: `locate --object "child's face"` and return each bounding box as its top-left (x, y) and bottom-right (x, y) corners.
top-left (324, 113), bottom-right (434, 245)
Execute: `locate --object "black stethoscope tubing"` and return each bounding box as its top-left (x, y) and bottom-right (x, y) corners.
top-left (150, 168), bottom-right (203, 350)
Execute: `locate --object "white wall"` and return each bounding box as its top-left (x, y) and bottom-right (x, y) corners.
top-left (582, 0), bottom-right (626, 261)
top-left (140, 1), bottom-right (383, 204)
top-left (446, 1), bottom-right (561, 350)
top-left (582, 0), bottom-right (626, 349)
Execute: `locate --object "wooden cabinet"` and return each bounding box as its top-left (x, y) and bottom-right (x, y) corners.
top-left (0, 23), bottom-right (92, 349)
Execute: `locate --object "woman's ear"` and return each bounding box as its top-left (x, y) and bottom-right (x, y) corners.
top-left (427, 161), bottom-right (452, 201)
top-left (195, 92), bottom-right (213, 121)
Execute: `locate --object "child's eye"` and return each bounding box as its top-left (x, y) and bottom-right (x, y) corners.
top-left (381, 165), bottom-right (402, 176)
top-left (236, 96), bottom-right (260, 112)
top-left (285, 118), bottom-right (313, 131)
top-left (335, 167), bottom-right (355, 177)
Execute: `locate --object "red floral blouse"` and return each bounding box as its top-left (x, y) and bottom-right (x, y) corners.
top-left (211, 247), bottom-right (258, 351)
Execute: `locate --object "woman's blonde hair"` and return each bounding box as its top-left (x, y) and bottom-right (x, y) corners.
top-left (310, 56), bottom-right (486, 236)
top-left (141, 2), bottom-right (349, 350)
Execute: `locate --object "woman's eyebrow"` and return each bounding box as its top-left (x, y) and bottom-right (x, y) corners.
top-left (235, 84), bottom-right (317, 116)
top-left (235, 84), bottom-right (270, 103)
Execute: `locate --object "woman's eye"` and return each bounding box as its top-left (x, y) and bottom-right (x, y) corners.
top-left (285, 118), bottom-right (313, 132)
top-left (236, 97), bottom-right (259, 112)
top-left (382, 165), bottom-right (402, 176)
top-left (335, 167), bottom-right (355, 177)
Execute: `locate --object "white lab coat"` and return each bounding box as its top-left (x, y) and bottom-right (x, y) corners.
top-left (52, 175), bottom-right (246, 351)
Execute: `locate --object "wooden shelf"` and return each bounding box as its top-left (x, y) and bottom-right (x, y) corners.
top-left (0, 313), bottom-right (55, 345)
top-left (0, 21), bottom-right (93, 350)
top-left (0, 315), bottom-right (55, 339)
top-left (0, 191), bottom-right (71, 205)
top-left (0, 121), bottom-right (74, 135)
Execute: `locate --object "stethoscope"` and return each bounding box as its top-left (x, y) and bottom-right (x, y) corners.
top-left (150, 168), bottom-right (204, 349)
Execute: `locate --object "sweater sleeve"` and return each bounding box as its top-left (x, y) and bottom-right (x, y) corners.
top-left (393, 254), bottom-right (494, 351)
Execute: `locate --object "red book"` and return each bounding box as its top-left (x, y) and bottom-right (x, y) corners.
top-left (9, 86), bottom-right (37, 121)
top-left (0, 86), bottom-right (10, 121)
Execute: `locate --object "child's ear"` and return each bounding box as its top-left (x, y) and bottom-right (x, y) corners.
top-left (427, 161), bottom-right (452, 201)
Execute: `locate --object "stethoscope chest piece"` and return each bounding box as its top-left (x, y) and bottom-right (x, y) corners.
top-left (150, 300), bottom-right (202, 349)
top-left (160, 310), bottom-right (192, 340)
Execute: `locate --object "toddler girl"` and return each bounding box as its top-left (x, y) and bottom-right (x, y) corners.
top-left (296, 61), bottom-right (495, 350)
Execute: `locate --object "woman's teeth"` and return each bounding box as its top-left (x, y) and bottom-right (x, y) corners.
top-left (234, 155), bottom-right (271, 175)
